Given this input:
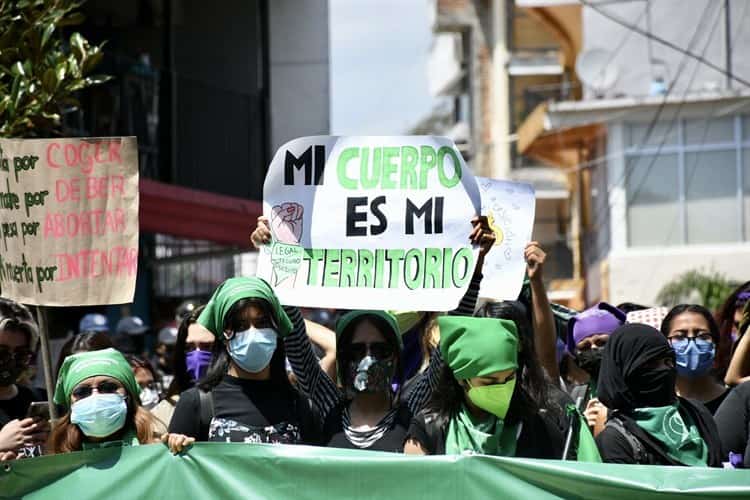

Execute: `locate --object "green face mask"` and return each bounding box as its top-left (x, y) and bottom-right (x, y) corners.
top-left (467, 377), bottom-right (517, 419)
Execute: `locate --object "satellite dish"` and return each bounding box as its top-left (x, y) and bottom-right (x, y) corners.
top-left (576, 48), bottom-right (619, 97)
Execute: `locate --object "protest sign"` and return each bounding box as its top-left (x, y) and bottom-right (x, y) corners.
top-left (256, 136), bottom-right (481, 311)
top-left (0, 137), bottom-right (139, 306)
top-left (2, 443), bottom-right (749, 500)
top-left (475, 177), bottom-right (536, 301)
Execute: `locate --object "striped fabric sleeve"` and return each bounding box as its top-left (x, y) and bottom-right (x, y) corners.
top-left (282, 306), bottom-right (342, 420)
top-left (404, 274), bottom-right (480, 414)
top-left (448, 274), bottom-right (482, 316)
top-left (405, 348), bottom-right (444, 415)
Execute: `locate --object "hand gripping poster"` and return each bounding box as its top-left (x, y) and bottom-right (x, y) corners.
top-left (256, 136), bottom-right (482, 311)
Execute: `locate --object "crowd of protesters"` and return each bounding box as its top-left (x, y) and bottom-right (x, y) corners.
top-left (2, 216), bottom-right (750, 468)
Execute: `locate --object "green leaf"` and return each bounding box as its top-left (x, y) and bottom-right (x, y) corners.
top-left (55, 61), bottom-right (65, 82)
top-left (86, 74), bottom-right (111, 85)
top-left (70, 32), bottom-right (84, 60)
top-left (42, 67), bottom-right (56, 92)
top-left (41, 22), bottom-right (55, 49)
top-left (11, 61), bottom-right (24, 76)
top-left (57, 11), bottom-right (85, 26)
top-left (81, 49), bottom-right (102, 75)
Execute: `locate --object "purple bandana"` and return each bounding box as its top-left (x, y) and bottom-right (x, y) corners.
top-left (567, 302), bottom-right (626, 352)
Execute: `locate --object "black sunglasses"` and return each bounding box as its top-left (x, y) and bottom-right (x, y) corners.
top-left (72, 381), bottom-right (123, 399)
top-left (0, 346), bottom-right (32, 363)
top-left (349, 341), bottom-right (394, 360)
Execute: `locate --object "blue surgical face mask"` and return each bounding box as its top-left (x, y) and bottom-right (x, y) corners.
top-left (672, 338), bottom-right (715, 377)
top-left (71, 393), bottom-right (128, 438)
top-left (228, 327), bottom-right (277, 373)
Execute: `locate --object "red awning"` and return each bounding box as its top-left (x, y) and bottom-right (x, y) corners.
top-left (139, 178), bottom-right (261, 247)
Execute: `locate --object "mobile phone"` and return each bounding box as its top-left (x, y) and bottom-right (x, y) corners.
top-left (26, 401), bottom-right (50, 421)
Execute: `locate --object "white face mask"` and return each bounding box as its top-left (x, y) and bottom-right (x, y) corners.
top-left (228, 327), bottom-right (278, 373)
top-left (139, 387), bottom-right (160, 409)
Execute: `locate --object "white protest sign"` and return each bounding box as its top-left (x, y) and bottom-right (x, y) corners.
top-left (256, 136), bottom-right (482, 311)
top-left (0, 137), bottom-right (139, 306)
top-left (475, 177), bottom-right (536, 301)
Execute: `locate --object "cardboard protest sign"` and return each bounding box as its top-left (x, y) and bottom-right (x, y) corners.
top-left (257, 136), bottom-right (481, 311)
top-left (0, 137), bottom-right (139, 306)
top-left (475, 177), bottom-right (536, 301)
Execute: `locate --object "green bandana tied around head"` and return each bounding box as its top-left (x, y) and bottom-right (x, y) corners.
top-left (336, 310), bottom-right (402, 348)
top-left (54, 348), bottom-right (140, 406)
top-left (439, 316), bottom-right (519, 380)
top-left (445, 405), bottom-right (519, 456)
top-left (198, 277), bottom-right (292, 338)
top-left (633, 403), bottom-right (708, 466)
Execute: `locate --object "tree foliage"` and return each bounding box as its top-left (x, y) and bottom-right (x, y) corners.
top-left (0, 0), bottom-right (109, 137)
top-left (656, 269), bottom-right (738, 312)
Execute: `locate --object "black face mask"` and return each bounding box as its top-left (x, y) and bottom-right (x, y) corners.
top-left (0, 358), bottom-right (23, 386)
top-left (628, 366), bottom-right (677, 408)
top-left (576, 349), bottom-right (604, 380)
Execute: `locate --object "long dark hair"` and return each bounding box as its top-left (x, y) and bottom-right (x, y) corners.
top-left (167, 305), bottom-right (206, 398)
top-left (197, 298), bottom-right (292, 393)
top-left (336, 313), bottom-right (404, 393)
top-left (661, 304), bottom-right (720, 344)
top-left (715, 281), bottom-right (750, 370)
top-left (426, 301), bottom-right (555, 425)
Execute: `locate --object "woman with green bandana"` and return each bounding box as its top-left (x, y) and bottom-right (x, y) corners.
top-left (48, 348), bottom-right (156, 453)
top-left (250, 215), bottom-right (492, 452)
top-left (595, 323), bottom-right (723, 466)
top-left (165, 277), bottom-right (321, 452)
top-left (404, 316), bottom-right (568, 458)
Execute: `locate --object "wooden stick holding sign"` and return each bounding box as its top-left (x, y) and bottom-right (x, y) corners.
top-left (34, 307), bottom-right (58, 422)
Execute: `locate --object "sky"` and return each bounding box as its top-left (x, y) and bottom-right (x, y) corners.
top-left (329, 0), bottom-right (437, 135)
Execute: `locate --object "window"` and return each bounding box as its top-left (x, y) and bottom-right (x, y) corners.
top-left (626, 115), bottom-right (747, 246)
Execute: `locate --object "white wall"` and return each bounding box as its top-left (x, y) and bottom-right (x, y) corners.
top-left (268, 0), bottom-right (330, 152)
top-left (608, 244), bottom-right (750, 306)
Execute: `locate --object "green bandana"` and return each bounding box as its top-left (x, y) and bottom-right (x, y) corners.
top-left (336, 310), bottom-right (402, 348)
top-left (566, 404), bottom-right (602, 463)
top-left (445, 405), bottom-right (519, 456)
top-left (54, 348), bottom-right (140, 406)
top-left (632, 403), bottom-right (708, 466)
top-left (439, 316), bottom-right (518, 380)
top-left (198, 277), bottom-right (292, 338)
top-left (81, 428), bottom-right (140, 450)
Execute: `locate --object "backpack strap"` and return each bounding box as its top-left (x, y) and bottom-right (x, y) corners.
top-left (606, 417), bottom-right (647, 464)
top-left (198, 389), bottom-right (215, 440)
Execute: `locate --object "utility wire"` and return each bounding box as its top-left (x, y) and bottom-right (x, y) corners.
top-left (580, 0), bottom-right (750, 87)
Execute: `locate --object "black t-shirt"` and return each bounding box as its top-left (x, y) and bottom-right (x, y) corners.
top-left (323, 404), bottom-right (412, 453)
top-left (406, 407), bottom-right (565, 459)
top-left (168, 375), bottom-right (321, 445)
top-left (714, 381), bottom-right (750, 467)
top-left (0, 384), bottom-right (46, 458)
top-left (704, 388), bottom-right (731, 415)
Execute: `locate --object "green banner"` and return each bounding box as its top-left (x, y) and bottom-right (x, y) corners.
top-left (1, 443), bottom-right (749, 499)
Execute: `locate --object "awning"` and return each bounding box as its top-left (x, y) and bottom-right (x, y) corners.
top-left (139, 178), bottom-right (261, 248)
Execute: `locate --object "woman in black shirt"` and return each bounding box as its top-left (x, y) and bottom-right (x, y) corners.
top-left (595, 323), bottom-right (722, 466)
top-left (166, 277), bottom-right (320, 451)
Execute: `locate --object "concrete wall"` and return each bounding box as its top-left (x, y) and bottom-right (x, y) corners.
top-left (268, 0), bottom-right (330, 152)
top-left (582, 0), bottom-right (750, 99)
top-left (608, 244), bottom-right (750, 306)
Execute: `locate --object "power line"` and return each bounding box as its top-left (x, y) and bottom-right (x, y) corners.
top-left (579, 0), bottom-right (750, 88)
top-left (584, 0), bottom-right (719, 241)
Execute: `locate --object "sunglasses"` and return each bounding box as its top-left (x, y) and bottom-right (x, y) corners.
top-left (72, 381), bottom-right (124, 400)
top-left (349, 341), bottom-right (394, 360)
top-left (0, 347), bottom-right (32, 363)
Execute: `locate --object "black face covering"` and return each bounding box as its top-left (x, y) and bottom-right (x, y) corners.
top-left (597, 323), bottom-right (677, 412)
top-left (576, 349), bottom-right (603, 380)
top-left (0, 358), bottom-right (23, 386)
top-left (627, 366), bottom-right (677, 408)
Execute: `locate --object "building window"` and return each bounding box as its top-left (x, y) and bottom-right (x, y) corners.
top-left (625, 115), bottom-right (747, 247)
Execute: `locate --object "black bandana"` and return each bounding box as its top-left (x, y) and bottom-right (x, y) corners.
top-left (597, 323), bottom-right (676, 412)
